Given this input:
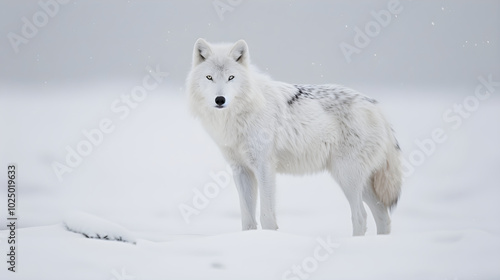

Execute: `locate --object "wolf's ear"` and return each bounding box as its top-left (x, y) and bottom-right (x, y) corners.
top-left (229, 40), bottom-right (249, 65)
top-left (193, 38), bottom-right (212, 67)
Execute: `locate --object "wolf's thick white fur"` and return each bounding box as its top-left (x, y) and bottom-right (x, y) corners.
top-left (187, 39), bottom-right (402, 236)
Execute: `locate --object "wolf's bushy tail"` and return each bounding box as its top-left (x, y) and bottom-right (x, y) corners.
top-left (372, 137), bottom-right (403, 209)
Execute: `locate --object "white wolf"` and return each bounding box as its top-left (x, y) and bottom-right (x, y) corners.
top-left (186, 38), bottom-right (402, 236)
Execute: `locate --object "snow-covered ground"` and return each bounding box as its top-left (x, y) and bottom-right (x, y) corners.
top-left (1, 82), bottom-right (499, 279)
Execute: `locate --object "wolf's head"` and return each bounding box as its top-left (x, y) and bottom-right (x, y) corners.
top-left (187, 38), bottom-right (256, 113)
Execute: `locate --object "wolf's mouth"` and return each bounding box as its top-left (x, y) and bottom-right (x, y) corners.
top-left (215, 105), bottom-right (225, 109)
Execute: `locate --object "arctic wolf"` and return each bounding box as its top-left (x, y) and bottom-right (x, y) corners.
top-left (186, 38), bottom-right (402, 236)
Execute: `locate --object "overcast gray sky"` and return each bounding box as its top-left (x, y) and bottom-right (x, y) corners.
top-left (1, 0), bottom-right (499, 89)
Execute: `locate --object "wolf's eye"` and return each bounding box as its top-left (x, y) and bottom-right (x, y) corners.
top-left (228, 75), bottom-right (235, 81)
top-left (206, 75), bottom-right (213, 81)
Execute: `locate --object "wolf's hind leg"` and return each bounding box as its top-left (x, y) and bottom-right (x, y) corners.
top-left (330, 162), bottom-right (368, 236)
top-left (363, 180), bottom-right (391, 234)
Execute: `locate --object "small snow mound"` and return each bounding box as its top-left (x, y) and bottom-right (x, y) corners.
top-left (63, 211), bottom-right (136, 244)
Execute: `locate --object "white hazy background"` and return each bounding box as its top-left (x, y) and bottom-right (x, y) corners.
top-left (1, 1), bottom-right (500, 280)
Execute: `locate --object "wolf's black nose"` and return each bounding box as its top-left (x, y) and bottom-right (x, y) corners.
top-left (215, 96), bottom-right (226, 106)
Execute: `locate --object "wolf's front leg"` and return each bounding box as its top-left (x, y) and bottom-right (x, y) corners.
top-left (255, 166), bottom-right (278, 230)
top-left (232, 165), bottom-right (258, 230)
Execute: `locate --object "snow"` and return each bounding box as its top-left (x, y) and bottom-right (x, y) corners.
top-left (63, 211), bottom-right (137, 244)
top-left (0, 226), bottom-right (499, 279)
top-left (1, 83), bottom-right (500, 280)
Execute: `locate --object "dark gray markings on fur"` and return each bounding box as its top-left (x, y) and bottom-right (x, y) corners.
top-left (391, 127), bottom-right (401, 151)
top-left (362, 96), bottom-right (378, 104)
top-left (288, 86), bottom-right (312, 105)
top-left (289, 85), bottom-right (379, 115)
